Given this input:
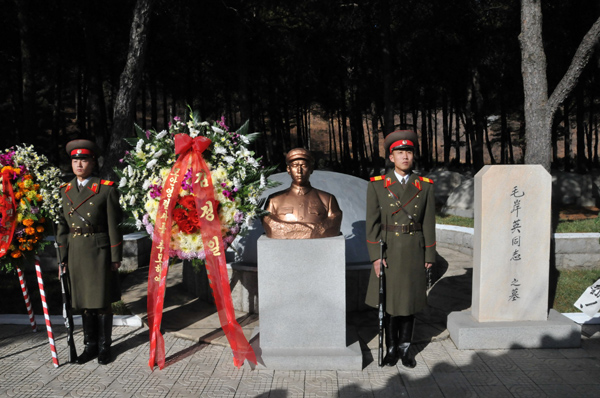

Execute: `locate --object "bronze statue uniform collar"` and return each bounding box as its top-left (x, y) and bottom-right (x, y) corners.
top-left (290, 182), bottom-right (312, 196)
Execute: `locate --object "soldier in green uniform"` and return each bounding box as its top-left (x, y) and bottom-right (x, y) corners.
top-left (56, 139), bottom-right (123, 365)
top-left (365, 130), bottom-right (436, 368)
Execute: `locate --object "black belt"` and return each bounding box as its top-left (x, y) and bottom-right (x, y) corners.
top-left (70, 225), bottom-right (107, 235)
top-left (383, 223), bottom-right (422, 234)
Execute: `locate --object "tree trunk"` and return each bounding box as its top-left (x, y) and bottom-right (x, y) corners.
top-left (101, 0), bottom-right (154, 179)
top-left (15, 0), bottom-right (36, 144)
top-left (520, 0), bottom-right (600, 171)
top-left (576, 87), bottom-right (586, 172)
top-left (563, 102), bottom-right (571, 170)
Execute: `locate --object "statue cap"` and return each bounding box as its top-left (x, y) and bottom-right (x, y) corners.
top-left (285, 148), bottom-right (314, 167)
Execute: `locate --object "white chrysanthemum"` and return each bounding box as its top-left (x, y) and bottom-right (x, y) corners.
top-left (136, 139), bottom-right (144, 152)
top-left (211, 126), bottom-right (224, 134)
top-left (260, 174), bottom-right (267, 189)
top-left (147, 159), bottom-right (159, 169)
top-left (119, 177), bottom-right (127, 188)
top-left (135, 219), bottom-right (143, 230)
top-left (223, 156), bottom-right (235, 165)
top-left (129, 196), bottom-right (136, 206)
top-left (142, 179), bottom-right (151, 190)
top-left (156, 130), bottom-right (168, 139)
top-left (247, 157), bottom-right (259, 169)
top-left (152, 149), bottom-right (164, 159)
top-left (240, 135), bottom-right (250, 144)
top-left (214, 145), bottom-right (227, 155)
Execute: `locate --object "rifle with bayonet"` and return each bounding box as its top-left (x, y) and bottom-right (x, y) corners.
top-left (378, 238), bottom-right (385, 367)
top-left (53, 224), bottom-right (77, 362)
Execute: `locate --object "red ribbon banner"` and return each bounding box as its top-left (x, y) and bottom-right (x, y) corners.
top-left (147, 134), bottom-right (257, 369)
top-left (0, 170), bottom-right (17, 258)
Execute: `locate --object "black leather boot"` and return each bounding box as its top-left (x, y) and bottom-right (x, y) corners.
top-left (382, 314), bottom-right (399, 366)
top-left (77, 310), bottom-right (98, 364)
top-left (398, 315), bottom-right (416, 368)
top-left (97, 313), bottom-right (113, 365)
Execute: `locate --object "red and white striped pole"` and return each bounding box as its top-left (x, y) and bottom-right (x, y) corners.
top-left (34, 258), bottom-right (59, 368)
top-left (16, 266), bottom-right (37, 332)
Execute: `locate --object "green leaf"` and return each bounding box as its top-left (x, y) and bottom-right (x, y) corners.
top-left (134, 123), bottom-right (146, 140)
top-left (236, 120), bottom-right (249, 136)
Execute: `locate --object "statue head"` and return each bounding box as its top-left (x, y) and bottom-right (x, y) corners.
top-left (285, 148), bottom-right (314, 186)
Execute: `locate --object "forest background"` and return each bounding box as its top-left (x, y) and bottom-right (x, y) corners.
top-left (3, 0), bottom-right (600, 180)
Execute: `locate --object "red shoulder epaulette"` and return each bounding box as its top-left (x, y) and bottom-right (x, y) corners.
top-left (101, 180), bottom-right (115, 186)
top-left (370, 175), bottom-right (385, 182)
top-left (419, 176), bottom-right (434, 184)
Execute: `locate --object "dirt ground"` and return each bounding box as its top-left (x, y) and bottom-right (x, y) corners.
top-left (559, 206), bottom-right (599, 221)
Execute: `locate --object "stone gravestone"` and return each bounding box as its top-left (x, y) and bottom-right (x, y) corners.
top-left (448, 165), bottom-right (580, 349)
top-left (253, 235), bottom-right (362, 370)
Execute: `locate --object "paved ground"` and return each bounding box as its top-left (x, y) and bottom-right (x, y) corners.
top-left (2, 247), bottom-right (600, 397)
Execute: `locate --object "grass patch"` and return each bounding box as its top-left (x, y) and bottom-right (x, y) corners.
top-left (437, 213), bottom-right (599, 233)
top-left (555, 218), bottom-right (599, 233)
top-left (552, 268), bottom-right (600, 313)
top-left (436, 214), bottom-right (474, 228)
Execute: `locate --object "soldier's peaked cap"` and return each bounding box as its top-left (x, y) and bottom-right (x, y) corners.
top-left (285, 148), bottom-right (314, 167)
top-left (66, 139), bottom-right (101, 159)
top-left (384, 130), bottom-right (418, 154)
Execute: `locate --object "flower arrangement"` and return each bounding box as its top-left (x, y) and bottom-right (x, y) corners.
top-left (116, 110), bottom-right (276, 264)
top-left (0, 145), bottom-right (63, 272)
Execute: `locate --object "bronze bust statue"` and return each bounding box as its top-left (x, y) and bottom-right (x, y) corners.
top-left (262, 148), bottom-right (342, 239)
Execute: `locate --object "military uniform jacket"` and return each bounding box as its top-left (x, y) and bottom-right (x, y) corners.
top-left (56, 177), bottom-right (123, 309)
top-left (364, 171), bottom-right (436, 316)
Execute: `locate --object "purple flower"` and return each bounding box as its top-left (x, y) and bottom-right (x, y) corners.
top-left (119, 159), bottom-right (124, 163)
top-left (149, 184), bottom-right (163, 199)
top-left (0, 151), bottom-right (15, 167)
top-left (181, 168), bottom-right (193, 192)
top-left (30, 207), bottom-right (39, 214)
top-left (146, 130), bottom-right (151, 139)
top-left (234, 211), bottom-right (244, 223)
top-left (174, 116), bottom-right (181, 122)
top-left (218, 116), bottom-right (229, 131)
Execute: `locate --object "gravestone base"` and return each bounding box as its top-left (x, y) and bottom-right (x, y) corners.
top-left (249, 328), bottom-right (363, 370)
top-left (255, 235), bottom-right (363, 370)
top-left (448, 309), bottom-right (581, 350)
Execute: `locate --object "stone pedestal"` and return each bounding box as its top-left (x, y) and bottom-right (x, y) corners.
top-left (449, 165), bottom-right (581, 349)
top-left (254, 235), bottom-right (362, 370)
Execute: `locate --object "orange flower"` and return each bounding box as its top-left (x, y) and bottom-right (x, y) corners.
top-left (24, 226), bottom-right (35, 235)
top-left (33, 184), bottom-right (40, 190)
top-left (36, 225), bottom-right (44, 233)
top-left (23, 174), bottom-right (32, 180)
top-left (22, 219), bottom-right (35, 227)
top-left (10, 250), bottom-right (22, 258)
top-left (17, 182), bottom-right (25, 189)
top-left (14, 191), bottom-right (23, 200)
top-left (36, 195), bottom-right (43, 202)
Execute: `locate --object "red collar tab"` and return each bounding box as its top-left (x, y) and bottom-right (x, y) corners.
top-left (91, 183), bottom-right (99, 193)
top-left (384, 177), bottom-right (392, 188)
top-left (64, 183), bottom-right (72, 193)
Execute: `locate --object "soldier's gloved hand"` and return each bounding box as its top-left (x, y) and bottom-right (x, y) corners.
top-left (58, 263), bottom-right (67, 278)
top-left (373, 258), bottom-right (388, 277)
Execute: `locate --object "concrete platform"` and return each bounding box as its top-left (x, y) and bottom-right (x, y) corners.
top-left (448, 309), bottom-right (582, 349)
